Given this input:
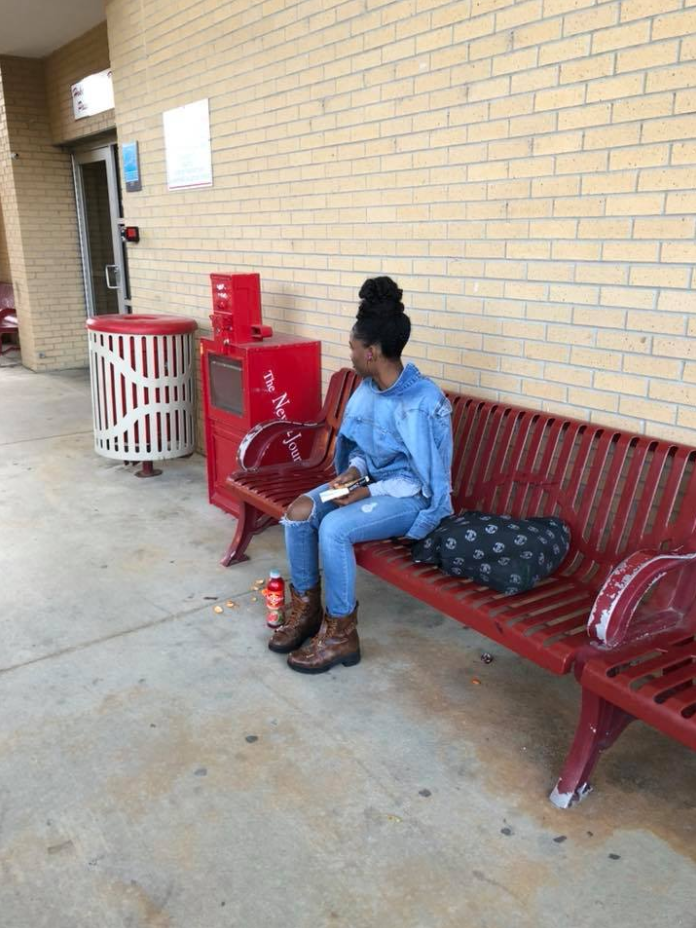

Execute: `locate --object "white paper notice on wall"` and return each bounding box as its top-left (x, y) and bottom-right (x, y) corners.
top-left (163, 99), bottom-right (213, 190)
top-left (72, 69), bottom-right (114, 120)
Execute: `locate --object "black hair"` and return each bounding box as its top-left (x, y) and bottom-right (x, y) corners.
top-left (352, 276), bottom-right (411, 360)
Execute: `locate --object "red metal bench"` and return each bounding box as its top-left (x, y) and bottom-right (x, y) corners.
top-left (552, 551), bottom-right (696, 806)
top-left (0, 283), bottom-right (19, 355)
top-left (225, 368), bottom-right (696, 805)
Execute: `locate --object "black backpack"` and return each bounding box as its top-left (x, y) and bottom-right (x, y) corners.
top-left (411, 511), bottom-right (571, 594)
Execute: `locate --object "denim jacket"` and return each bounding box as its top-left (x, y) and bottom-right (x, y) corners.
top-left (334, 362), bottom-right (454, 540)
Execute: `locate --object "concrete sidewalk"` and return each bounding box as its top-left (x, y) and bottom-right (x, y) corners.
top-left (0, 364), bottom-right (694, 928)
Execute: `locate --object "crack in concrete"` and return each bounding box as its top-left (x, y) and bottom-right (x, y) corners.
top-left (0, 430), bottom-right (93, 448)
top-left (0, 592), bottom-right (257, 678)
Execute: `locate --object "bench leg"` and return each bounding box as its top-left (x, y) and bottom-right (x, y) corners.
top-left (221, 503), bottom-right (259, 567)
top-left (550, 690), bottom-right (635, 809)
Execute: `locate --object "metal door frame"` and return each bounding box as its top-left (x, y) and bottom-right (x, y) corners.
top-left (72, 144), bottom-right (129, 316)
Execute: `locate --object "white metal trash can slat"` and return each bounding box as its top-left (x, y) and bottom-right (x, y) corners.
top-left (86, 314), bottom-right (198, 464)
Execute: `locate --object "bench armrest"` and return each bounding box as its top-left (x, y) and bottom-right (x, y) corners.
top-left (236, 418), bottom-right (331, 471)
top-left (588, 547), bottom-right (696, 648)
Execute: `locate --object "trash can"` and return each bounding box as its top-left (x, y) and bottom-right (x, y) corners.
top-left (86, 313), bottom-right (198, 477)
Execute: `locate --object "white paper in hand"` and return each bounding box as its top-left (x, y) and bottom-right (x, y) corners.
top-left (319, 486), bottom-right (350, 502)
top-left (319, 475), bottom-right (370, 503)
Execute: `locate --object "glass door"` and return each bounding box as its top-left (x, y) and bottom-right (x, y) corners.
top-left (73, 144), bottom-right (129, 316)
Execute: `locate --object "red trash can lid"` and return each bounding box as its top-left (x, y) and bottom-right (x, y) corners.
top-left (86, 313), bottom-right (198, 335)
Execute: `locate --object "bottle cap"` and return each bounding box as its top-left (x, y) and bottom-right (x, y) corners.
top-left (269, 569), bottom-right (281, 578)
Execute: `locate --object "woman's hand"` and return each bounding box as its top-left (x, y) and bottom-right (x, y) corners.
top-left (329, 466), bottom-right (361, 490)
top-left (334, 485), bottom-right (371, 507)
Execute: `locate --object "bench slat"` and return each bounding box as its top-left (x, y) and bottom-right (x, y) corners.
top-left (640, 662), bottom-right (696, 699)
top-left (605, 636), bottom-right (689, 682)
top-left (579, 635), bottom-right (696, 749)
top-left (356, 540), bottom-right (596, 673)
top-left (232, 465), bottom-right (334, 513)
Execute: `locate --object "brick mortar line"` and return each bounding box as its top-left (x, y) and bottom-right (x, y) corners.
top-left (136, 100), bottom-right (693, 143)
top-left (133, 41), bottom-right (689, 105)
top-left (124, 271), bottom-right (694, 294)
top-left (128, 8), bottom-right (674, 87)
top-left (124, 161), bottom-right (696, 190)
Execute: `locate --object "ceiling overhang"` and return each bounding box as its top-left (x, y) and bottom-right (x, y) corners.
top-left (0, 0), bottom-right (106, 58)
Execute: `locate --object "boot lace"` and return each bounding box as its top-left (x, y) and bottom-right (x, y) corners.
top-left (283, 589), bottom-right (312, 629)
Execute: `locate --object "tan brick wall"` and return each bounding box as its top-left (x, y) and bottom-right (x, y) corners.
top-left (45, 22), bottom-right (114, 145)
top-left (103, 0), bottom-right (696, 443)
top-left (0, 198), bottom-right (10, 281)
top-left (0, 56), bottom-right (87, 370)
top-left (0, 62), bottom-right (30, 353)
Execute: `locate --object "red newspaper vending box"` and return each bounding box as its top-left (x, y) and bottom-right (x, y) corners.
top-left (201, 273), bottom-right (321, 517)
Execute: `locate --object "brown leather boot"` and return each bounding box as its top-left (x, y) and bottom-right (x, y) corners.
top-left (287, 605), bottom-right (361, 674)
top-left (268, 583), bottom-right (322, 654)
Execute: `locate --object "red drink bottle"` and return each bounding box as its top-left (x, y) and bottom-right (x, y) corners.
top-left (263, 570), bottom-right (286, 628)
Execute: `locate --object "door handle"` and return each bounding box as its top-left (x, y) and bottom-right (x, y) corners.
top-left (105, 264), bottom-right (119, 290)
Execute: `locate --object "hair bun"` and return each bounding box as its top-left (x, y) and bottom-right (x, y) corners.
top-left (357, 276), bottom-right (404, 316)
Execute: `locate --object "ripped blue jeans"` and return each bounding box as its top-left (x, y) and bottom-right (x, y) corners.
top-left (282, 483), bottom-right (428, 617)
